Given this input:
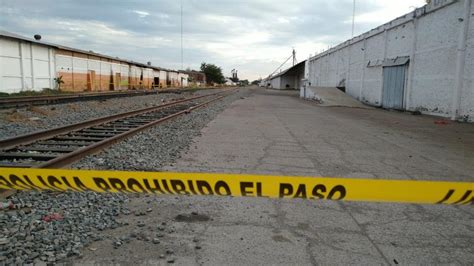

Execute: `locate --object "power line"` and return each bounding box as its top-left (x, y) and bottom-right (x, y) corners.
top-left (351, 0), bottom-right (356, 37)
top-left (268, 49), bottom-right (296, 77)
top-left (269, 54), bottom-right (292, 77)
top-left (292, 48), bottom-right (296, 66)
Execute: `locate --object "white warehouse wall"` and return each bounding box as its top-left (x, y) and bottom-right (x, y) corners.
top-left (56, 54), bottom-right (130, 90)
top-left (269, 77), bottom-right (281, 89)
top-left (0, 37), bottom-right (55, 93)
top-left (178, 72), bottom-right (189, 87)
top-left (307, 0), bottom-right (473, 121)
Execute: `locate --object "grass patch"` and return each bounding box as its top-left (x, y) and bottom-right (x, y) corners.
top-left (67, 103), bottom-right (81, 112)
top-left (4, 111), bottom-right (29, 122)
top-left (28, 106), bottom-right (53, 116)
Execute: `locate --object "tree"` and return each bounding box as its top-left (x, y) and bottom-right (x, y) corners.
top-left (200, 62), bottom-right (225, 84)
top-left (54, 76), bottom-right (64, 91)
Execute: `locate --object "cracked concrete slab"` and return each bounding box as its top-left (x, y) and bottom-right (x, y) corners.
top-left (162, 88), bottom-right (473, 264)
top-left (75, 88), bottom-right (473, 265)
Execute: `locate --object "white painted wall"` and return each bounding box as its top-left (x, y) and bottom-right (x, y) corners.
top-left (306, 0), bottom-right (474, 121)
top-left (280, 74), bottom-right (294, 89)
top-left (144, 68), bottom-right (153, 84)
top-left (120, 64), bottom-right (129, 78)
top-left (56, 54), bottom-right (132, 90)
top-left (0, 37), bottom-right (55, 93)
top-left (159, 70), bottom-right (167, 86)
top-left (178, 72), bottom-right (189, 87)
top-left (269, 76), bottom-right (281, 89)
top-left (56, 55), bottom-right (126, 76)
top-left (168, 72), bottom-right (179, 86)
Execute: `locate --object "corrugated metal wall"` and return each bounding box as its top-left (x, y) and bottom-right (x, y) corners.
top-left (382, 65), bottom-right (407, 109)
top-left (0, 38), bottom-right (55, 93)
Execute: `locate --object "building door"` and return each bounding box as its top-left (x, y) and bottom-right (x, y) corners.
top-left (382, 64), bottom-right (407, 110)
top-left (115, 73), bottom-right (121, 90)
top-left (86, 70), bottom-right (96, 91)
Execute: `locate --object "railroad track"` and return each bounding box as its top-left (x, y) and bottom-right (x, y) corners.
top-left (0, 90), bottom-right (233, 169)
top-left (0, 87), bottom-right (222, 109)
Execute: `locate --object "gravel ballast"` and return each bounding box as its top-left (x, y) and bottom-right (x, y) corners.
top-left (0, 89), bottom-right (219, 139)
top-left (0, 88), bottom-right (251, 264)
top-left (73, 89), bottom-right (249, 170)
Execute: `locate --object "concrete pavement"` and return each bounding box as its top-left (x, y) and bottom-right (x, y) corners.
top-left (78, 88), bottom-right (473, 265)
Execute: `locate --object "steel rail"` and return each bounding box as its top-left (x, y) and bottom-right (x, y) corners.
top-left (0, 90), bottom-right (159, 109)
top-left (36, 95), bottom-right (226, 168)
top-left (0, 87), bottom-right (223, 109)
top-left (0, 92), bottom-right (223, 150)
top-left (0, 90), bottom-right (234, 169)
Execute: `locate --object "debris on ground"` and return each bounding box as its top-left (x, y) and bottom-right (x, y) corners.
top-left (434, 120), bottom-right (449, 125)
top-left (174, 213), bottom-right (210, 222)
top-left (0, 201), bottom-right (13, 210)
top-left (41, 212), bottom-right (63, 222)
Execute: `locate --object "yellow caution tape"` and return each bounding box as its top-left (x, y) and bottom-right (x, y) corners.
top-left (0, 168), bottom-right (472, 205)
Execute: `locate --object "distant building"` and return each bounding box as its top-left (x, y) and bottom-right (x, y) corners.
top-left (266, 60), bottom-right (306, 90)
top-left (185, 70), bottom-right (207, 87)
top-left (225, 78), bottom-right (237, 86)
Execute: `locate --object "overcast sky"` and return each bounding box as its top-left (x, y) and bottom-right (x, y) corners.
top-left (0, 0), bottom-right (426, 80)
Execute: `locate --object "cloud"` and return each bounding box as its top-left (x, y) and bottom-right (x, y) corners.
top-left (0, 0), bottom-right (426, 80)
top-left (133, 10), bottom-right (150, 18)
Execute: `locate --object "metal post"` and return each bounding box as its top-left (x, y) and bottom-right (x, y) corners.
top-left (292, 48), bottom-right (296, 66)
top-left (451, 0), bottom-right (471, 120)
top-left (0, 43), bottom-right (3, 92)
top-left (30, 45), bottom-right (36, 90)
top-left (405, 13), bottom-right (418, 111)
top-left (19, 42), bottom-right (26, 91)
top-left (48, 48), bottom-right (54, 90)
top-left (359, 38), bottom-right (367, 100)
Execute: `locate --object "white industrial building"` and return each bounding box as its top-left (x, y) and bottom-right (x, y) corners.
top-left (225, 78), bottom-right (237, 86)
top-left (266, 60), bottom-right (306, 90)
top-left (302, 0), bottom-right (473, 121)
top-left (0, 31), bottom-right (189, 93)
top-left (0, 32), bottom-right (56, 92)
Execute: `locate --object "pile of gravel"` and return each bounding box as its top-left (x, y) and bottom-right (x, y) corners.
top-left (0, 191), bottom-right (128, 264)
top-left (0, 88), bottom-right (251, 264)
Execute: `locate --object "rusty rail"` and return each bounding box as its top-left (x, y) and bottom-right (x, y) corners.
top-left (0, 87), bottom-right (222, 109)
top-left (0, 90), bottom-right (234, 168)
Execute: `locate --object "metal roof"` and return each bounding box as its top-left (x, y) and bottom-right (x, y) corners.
top-left (382, 56), bottom-right (410, 67)
top-left (0, 30), bottom-right (183, 73)
top-left (268, 60), bottom-right (306, 80)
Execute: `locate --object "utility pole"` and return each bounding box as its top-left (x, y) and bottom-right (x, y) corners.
top-left (180, 0), bottom-right (184, 70)
top-left (351, 0), bottom-right (356, 37)
top-left (268, 49), bottom-right (297, 78)
top-left (292, 48), bottom-right (296, 66)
